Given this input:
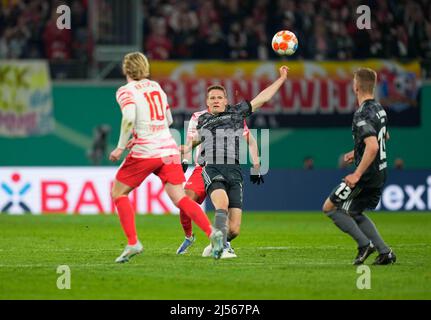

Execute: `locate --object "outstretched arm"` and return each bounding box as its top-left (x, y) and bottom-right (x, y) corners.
top-left (250, 66), bottom-right (289, 112)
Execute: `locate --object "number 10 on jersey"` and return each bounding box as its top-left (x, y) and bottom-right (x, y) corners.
top-left (144, 91), bottom-right (165, 121)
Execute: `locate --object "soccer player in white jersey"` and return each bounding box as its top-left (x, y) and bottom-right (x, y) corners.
top-left (176, 94), bottom-right (263, 258)
top-left (109, 52), bottom-right (223, 263)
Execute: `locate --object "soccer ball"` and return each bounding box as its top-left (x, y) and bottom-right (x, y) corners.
top-left (271, 30), bottom-right (298, 56)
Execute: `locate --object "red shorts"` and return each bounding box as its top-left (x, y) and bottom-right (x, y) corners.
top-left (116, 154), bottom-right (185, 188)
top-left (184, 166), bottom-right (206, 204)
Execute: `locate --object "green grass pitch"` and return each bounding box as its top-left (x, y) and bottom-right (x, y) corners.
top-left (0, 212), bottom-right (430, 300)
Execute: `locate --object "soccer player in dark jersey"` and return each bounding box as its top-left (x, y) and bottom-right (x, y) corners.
top-left (184, 66), bottom-right (289, 259)
top-left (177, 106), bottom-right (262, 258)
top-left (322, 67), bottom-right (396, 266)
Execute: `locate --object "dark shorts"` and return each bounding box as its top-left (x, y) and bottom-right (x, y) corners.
top-left (201, 164), bottom-right (243, 209)
top-left (329, 181), bottom-right (382, 215)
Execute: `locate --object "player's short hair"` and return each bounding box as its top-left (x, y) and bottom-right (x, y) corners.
top-left (207, 85), bottom-right (227, 98)
top-left (353, 67), bottom-right (377, 94)
top-left (122, 52), bottom-right (150, 80)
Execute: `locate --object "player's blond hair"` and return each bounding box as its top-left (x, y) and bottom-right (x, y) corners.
top-left (122, 52), bottom-right (150, 80)
top-left (353, 68), bottom-right (377, 94)
top-left (207, 85), bottom-right (227, 98)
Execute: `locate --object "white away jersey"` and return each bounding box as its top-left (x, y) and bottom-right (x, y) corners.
top-left (116, 79), bottom-right (179, 158)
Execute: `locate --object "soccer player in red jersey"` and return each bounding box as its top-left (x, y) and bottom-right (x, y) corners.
top-left (109, 52), bottom-right (223, 262)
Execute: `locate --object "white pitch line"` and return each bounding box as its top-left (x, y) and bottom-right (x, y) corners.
top-left (257, 246), bottom-right (348, 250)
top-left (257, 243), bottom-right (431, 250)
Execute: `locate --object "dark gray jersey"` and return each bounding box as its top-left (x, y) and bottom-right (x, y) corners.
top-left (196, 100), bottom-right (252, 165)
top-left (352, 99), bottom-right (388, 188)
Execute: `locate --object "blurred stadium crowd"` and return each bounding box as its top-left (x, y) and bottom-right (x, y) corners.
top-left (1, 0), bottom-right (431, 62)
top-left (143, 0), bottom-right (431, 60)
top-left (0, 0), bottom-right (90, 61)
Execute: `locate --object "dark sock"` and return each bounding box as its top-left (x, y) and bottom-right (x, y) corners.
top-left (327, 210), bottom-right (369, 248)
top-left (227, 233), bottom-right (237, 242)
top-left (215, 209), bottom-right (228, 247)
top-left (353, 213), bottom-right (390, 254)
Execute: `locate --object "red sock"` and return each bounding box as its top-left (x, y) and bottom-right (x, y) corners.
top-left (179, 209), bottom-right (193, 238)
top-left (177, 197), bottom-right (212, 237)
top-left (114, 196), bottom-right (138, 245)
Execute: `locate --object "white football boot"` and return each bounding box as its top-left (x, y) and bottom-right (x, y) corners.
top-left (221, 247), bottom-right (237, 259)
top-left (202, 244), bottom-right (213, 257)
top-left (221, 242), bottom-right (237, 259)
top-left (115, 241), bottom-right (143, 263)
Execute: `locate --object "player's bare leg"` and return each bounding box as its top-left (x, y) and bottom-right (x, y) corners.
top-left (220, 208), bottom-right (241, 258)
top-left (228, 208), bottom-right (241, 243)
top-left (322, 198), bottom-right (336, 213)
top-left (176, 189), bottom-right (199, 254)
top-left (164, 183), bottom-right (223, 259)
top-left (112, 180), bottom-right (143, 263)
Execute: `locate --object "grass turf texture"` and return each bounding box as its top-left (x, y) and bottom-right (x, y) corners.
top-left (0, 212), bottom-right (430, 300)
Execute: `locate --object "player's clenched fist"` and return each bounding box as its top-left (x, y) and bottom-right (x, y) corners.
top-left (279, 66), bottom-right (289, 79)
top-left (109, 148), bottom-right (124, 162)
